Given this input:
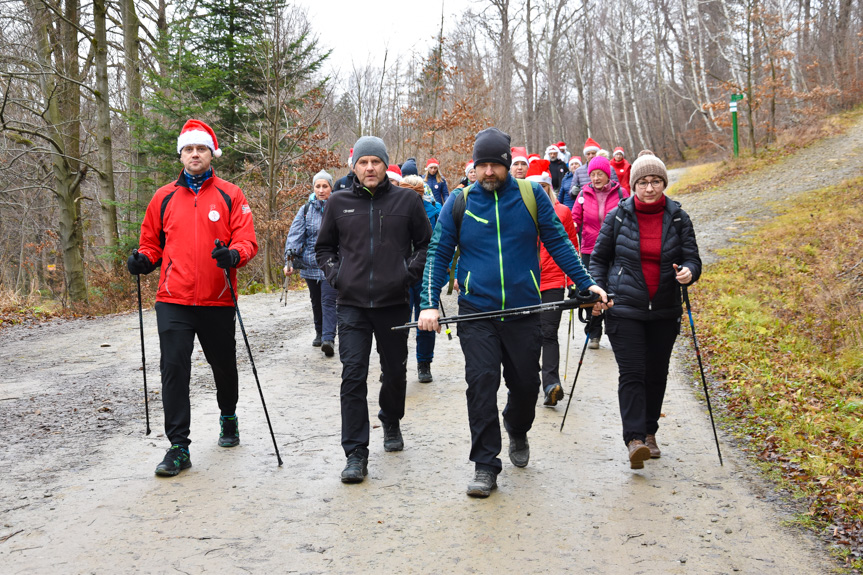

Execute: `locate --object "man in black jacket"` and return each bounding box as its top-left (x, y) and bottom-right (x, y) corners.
top-left (316, 136), bottom-right (433, 484)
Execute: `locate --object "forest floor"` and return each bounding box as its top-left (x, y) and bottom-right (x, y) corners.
top-left (2, 118), bottom-right (863, 574)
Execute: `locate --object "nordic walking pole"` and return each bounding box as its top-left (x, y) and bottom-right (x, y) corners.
top-left (559, 313), bottom-right (595, 432)
top-left (682, 283), bottom-right (723, 465)
top-left (134, 265), bottom-right (151, 436)
top-left (560, 309), bottom-right (574, 390)
top-left (438, 299), bottom-right (453, 340)
top-left (216, 240), bottom-right (283, 466)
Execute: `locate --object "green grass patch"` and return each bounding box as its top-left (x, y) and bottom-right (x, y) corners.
top-left (693, 177), bottom-right (863, 568)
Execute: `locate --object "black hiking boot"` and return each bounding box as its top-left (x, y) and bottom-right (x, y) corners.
top-left (321, 340), bottom-right (335, 357)
top-left (383, 422), bottom-right (404, 452)
top-left (417, 362), bottom-right (433, 383)
top-left (312, 332), bottom-right (322, 347)
top-left (543, 383), bottom-right (563, 407)
top-left (466, 469), bottom-right (498, 498)
top-left (508, 432), bottom-right (530, 468)
top-left (218, 414), bottom-right (240, 447)
top-left (155, 445), bottom-right (191, 477)
top-left (341, 448), bottom-right (368, 483)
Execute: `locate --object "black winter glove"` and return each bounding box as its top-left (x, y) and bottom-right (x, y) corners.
top-left (127, 251), bottom-right (155, 275)
top-left (567, 285), bottom-right (577, 299)
top-left (212, 246), bottom-right (240, 269)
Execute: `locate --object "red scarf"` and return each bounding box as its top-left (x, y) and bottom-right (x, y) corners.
top-left (634, 194), bottom-right (666, 299)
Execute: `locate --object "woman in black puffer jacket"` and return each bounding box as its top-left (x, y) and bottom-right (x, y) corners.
top-left (589, 153), bottom-right (702, 470)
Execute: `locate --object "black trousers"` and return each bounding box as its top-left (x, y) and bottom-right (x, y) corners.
top-left (540, 288), bottom-right (566, 391)
top-left (605, 314), bottom-right (680, 445)
top-left (155, 302), bottom-right (238, 448)
top-left (457, 304), bottom-right (542, 474)
top-left (580, 253), bottom-right (603, 339)
top-left (337, 304), bottom-right (410, 456)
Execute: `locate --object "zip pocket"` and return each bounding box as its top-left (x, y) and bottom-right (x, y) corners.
top-left (530, 270), bottom-right (541, 297)
top-left (465, 210), bottom-right (488, 224)
top-left (163, 260), bottom-right (173, 296)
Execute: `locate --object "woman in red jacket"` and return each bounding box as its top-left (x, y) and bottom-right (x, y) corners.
top-left (571, 155), bottom-right (629, 349)
top-left (527, 161), bottom-right (581, 406)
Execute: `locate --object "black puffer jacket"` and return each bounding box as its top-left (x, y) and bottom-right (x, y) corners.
top-left (315, 174), bottom-right (432, 308)
top-left (590, 196), bottom-right (701, 321)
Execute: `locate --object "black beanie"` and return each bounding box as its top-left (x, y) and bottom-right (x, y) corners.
top-left (473, 128), bottom-right (512, 169)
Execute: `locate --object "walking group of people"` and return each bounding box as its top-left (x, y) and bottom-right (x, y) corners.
top-left (128, 119), bottom-right (701, 498)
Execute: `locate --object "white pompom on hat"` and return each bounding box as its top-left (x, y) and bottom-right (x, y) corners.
top-left (177, 119), bottom-right (222, 157)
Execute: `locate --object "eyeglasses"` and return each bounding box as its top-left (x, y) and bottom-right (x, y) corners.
top-left (635, 179), bottom-right (664, 190)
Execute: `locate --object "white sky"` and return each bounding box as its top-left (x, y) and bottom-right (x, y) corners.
top-left (293, 0), bottom-right (468, 76)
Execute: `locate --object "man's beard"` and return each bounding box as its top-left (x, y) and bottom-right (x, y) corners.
top-left (478, 174), bottom-right (505, 192)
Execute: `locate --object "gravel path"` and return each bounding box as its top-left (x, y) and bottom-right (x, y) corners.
top-left (2, 118), bottom-right (861, 573)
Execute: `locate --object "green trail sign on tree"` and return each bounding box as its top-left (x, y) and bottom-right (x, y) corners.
top-left (730, 94), bottom-right (744, 158)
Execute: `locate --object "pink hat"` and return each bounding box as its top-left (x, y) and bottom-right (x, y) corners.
top-left (426, 158), bottom-right (439, 169)
top-left (526, 159), bottom-right (552, 186)
top-left (511, 147), bottom-right (529, 165)
top-left (386, 164), bottom-right (403, 182)
top-left (464, 161), bottom-right (475, 176)
top-left (177, 119), bottom-right (222, 157)
top-left (583, 137), bottom-right (601, 155)
top-left (613, 147), bottom-right (625, 157)
top-left (587, 156), bottom-right (611, 179)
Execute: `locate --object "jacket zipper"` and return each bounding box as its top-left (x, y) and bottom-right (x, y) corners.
top-left (368, 193), bottom-right (375, 307)
top-left (494, 191), bottom-right (505, 316)
top-left (193, 189), bottom-right (199, 305)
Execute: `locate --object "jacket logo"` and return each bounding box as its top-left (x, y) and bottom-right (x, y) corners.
top-left (343, 209), bottom-right (355, 213)
top-left (241, 204), bottom-right (251, 214)
top-left (502, 153), bottom-right (509, 160)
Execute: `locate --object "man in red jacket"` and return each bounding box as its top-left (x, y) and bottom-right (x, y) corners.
top-left (127, 119), bottom-right (258, 477)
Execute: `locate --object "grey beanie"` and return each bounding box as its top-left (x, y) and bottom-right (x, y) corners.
top-left (352, 136), bottom-right (389, 167)
top-left (630, 154), bottom-right (668, 186)
top-left (312, 170), bottom-right (333, 189)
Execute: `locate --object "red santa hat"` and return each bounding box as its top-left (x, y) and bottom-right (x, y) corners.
top-left (511, 147), bottom-right (529, 165)
top-left (569, 156), bottom-right (583, 168)
top-left (613, 147), bottom-right (625, 157)
top-left (527, 153), bottom-right (542, 164)
top-left (348, 148), bottom-right (354, 166)
top-left (583, 137), bottom-right (601, 155)
top-left (177, 119), bottom-right (222, 157)
top-left (386, 164), bottom-right (403, 182)
top-left (426, 158), bottom-right (439, 170)
top-left (556, 141), bottom-right (567, 149)
top-left (464, 161), bottom-right (475, 176)
top-left (526, 159), bottom-right (552, 187)
top-left (545, 144), bottom-right (561, 157)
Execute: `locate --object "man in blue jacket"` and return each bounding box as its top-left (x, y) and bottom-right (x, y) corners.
top-left (417, 127), bottom-right (608, 497)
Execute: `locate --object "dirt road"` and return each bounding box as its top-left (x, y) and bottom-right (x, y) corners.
top-left (3, 119), bottom-right (862, 573)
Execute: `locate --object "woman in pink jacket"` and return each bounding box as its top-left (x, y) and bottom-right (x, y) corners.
top-left (571, 155), bottom-right (629, 348)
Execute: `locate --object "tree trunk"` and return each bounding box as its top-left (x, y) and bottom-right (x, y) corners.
top-left (94, 0), bottom-right (119, 257)
top-left (121, 0), bottom-right (147, 221)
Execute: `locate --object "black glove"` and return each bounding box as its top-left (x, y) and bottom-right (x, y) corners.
top-left (127, 251), bottom-right (155, 275)
top-left (567, 285), bottom-right (577, 299)
top-left (212, 246), bottom-right (240, 269)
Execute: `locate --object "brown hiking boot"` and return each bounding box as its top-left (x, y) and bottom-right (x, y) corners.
top-left (645, 434), bottom-right (661, 459)
top-left (627, 439), bottom-right (651, 469)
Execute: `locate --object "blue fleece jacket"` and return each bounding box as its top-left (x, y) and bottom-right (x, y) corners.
top-left (420, 175), bottom-right (595, 314)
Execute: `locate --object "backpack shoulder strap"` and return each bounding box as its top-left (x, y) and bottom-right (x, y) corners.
top-left (515, 179), bottom-right (539, 234)
top-left (452, 185), bottom-right (471, 241)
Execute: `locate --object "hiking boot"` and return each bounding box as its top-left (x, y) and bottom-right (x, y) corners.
top-left (383, 422), bottom-right (404, 452)
top-left (321, 340), bottom-right (335, 357)
top-left (466, 469), bottom-right (498, 498)
top-left (588, 337), bottom-right (600, 349)
top-left (543, 383), bottom-right (564, 406)
top-left (508, 433), bottom-right (529, 468)
top-left (312, 332), bottom-right (322, 347)
top-left (155, 445), bottom-right (191, 477)
top-left (341, 449), bottom-right (368, 483)
top-left (645, 434), bottom-right (661, 459)
top-left (218, 414), bottom-right (240, 447)
top-left (627, 439), bottom-right (651, 469)
top-left (417, 362), bottom-right (433, 383)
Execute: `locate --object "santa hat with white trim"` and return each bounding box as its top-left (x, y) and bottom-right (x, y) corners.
top-left (177, 119), bottom-right (222, 157)
top-left (527, 153), bottom-right (542, 164)
top-left (426, 158), bottom-right (440, 170)
top-left (387, 164), bottom-right (403, 182)
top-left (348, 148), bottom-right (354, 167)
top-left (569, 156), bottom-right (583, 168)
top-left (545, 144), bottom-right (561, 157)
top-left (511, 147), bottom-right (529, 165)
top-left (583, 137), bottom-right (601, 155)
top-left (613, 146), bottom-right (625, 157)
top-left (464, 161), bottom-right (475, 176)
top-left (526, 159), bottom-right (552, 187)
